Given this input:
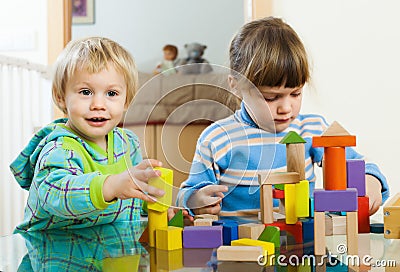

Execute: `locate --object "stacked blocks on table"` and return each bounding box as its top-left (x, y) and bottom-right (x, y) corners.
top-left (312, 121), bottom-right (360, 256)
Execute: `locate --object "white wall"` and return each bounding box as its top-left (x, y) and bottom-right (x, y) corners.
top-left (72, 0), bottom-right (244, 72)
top-left (273, 0), bottom-right (400, 195)
top-left (0, 0), bottom-right (48, 64)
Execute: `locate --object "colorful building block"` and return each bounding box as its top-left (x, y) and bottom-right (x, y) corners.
top-left (238, 223), bottom-right (265, 240)
top-left (273, 188), bottom-right (285, 199)
top-left (358, 196), bottom-right (370, 233)
top-left (147, 167), bottom-right (173, 212)
top-left (194, 213), bottom-right (219, 221)
top-left (284, 183), bottom-right (297, 224)
top-left (231, 238), bottom-right (275, 256)
top-left (346, 211), bottom-right (358, 255)
top-left (314, 211), bottom-right (326, 256)
top-left (217, 246), bottom-right (264, 262)
top-left (168, 209), bottom-right (184, 228)
top-left (148, 209), bottom-right (167, 247)
top-left (155, 226), bottom-right (183, 250)
top-left (260, 183), bottom-right (274, 224)
top-left (266, 220), bottom-right (303, 244)
top-left (300, 218), bottom-right (314, 243)
top-left (194, 218), bottom-right (213, 226)
top-left (346, 159), bottom-right (366, 196)
top-left (323, 147), bottom-right (347, 190)
top-left (156, 248), bottom-right (183, 271)
top-left (212, 220), bottom-right (239, 245)
top-left (258, 225), bottom-right (280, 248)
top-left (182, 226), bottom-right (223, 248)
top-left (312, 135), bottom-right (356, 147)
top-left (383, 192), bottom-right (400, 239)
top-left (295, 180), bottom-right (309, 218)
top-left (314, 189), bottom-right (358, 212)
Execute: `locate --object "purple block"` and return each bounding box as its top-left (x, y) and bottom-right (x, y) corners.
top-left (183, 248), bottom-right (214, 267)
top-left (346, 159), bottom-right (366, 196)
top-left (183, 226), bottom-right (223, 248)
top-left (314, 189), bottom-right (358, 212)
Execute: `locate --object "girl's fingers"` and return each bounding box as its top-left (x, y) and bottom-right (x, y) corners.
top-left (139, 182), bottom-right (165, 198)
top-left (135, 159), bottom-right (162, 170)
top-left (131, 168), bottom-right (161, 182)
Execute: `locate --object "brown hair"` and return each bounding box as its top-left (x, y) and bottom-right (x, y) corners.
top-left (163, 44), bottom-right (178, 60)
top-left (229, 17), bottom-right (309, 88)
top-left (52, 37), bottom-right (138, 114)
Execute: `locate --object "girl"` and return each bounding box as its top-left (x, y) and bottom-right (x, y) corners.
top-left (177, 17), bottom-right (389, 217)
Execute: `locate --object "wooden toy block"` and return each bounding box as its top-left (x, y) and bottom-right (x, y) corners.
top-left (238, 223), bottom-right (265, 239)
top-left (295, 180), bottom-right (309, 218)
top-left (314, 211), bottom-right (326, 255)
top-left (273, 188), bottom-right (285, 199)
top-left (286, 143), bottom-right (306, 180)
top-left (156, 226), bottom-right (183, 250)
top-left (212, 220), bottom-right (239, 245)
top-left (274, 184), bottom-right (285, 190)
top-left (147, 167), bottom-right (173, 212)
top-left (231, 238), bottom-right (275, 256)
top-left (266, 220), bottom-right (303, 244)
top-left (217, 245), bottom-right (264, 262)
top-left (148, 209), bottom-right (168, 247)
top-left (383, 192), bottom-right (400, 239)
top-left (182, 226), bottom-right (223, 248)
top-left (183, 248), bottom-right (214, 267)
top-left (260, 183), bottom-right (274, 224)
top-left (358, 196), bottom-right (370, 233)
top-left (168, 209), bottom-right (184, 228)
top-left (309, 197), bottom-right (314, 218)
top-left (346, 159), bottom-right (366, 196)
top-left (314, 189), bottom-right (358, 212)
top-left (300, 218), bottom-right (314, 243)
top-left (194, 213), bottom-right (219, 221)
top-left (279, 131), bottom-right (307, 144)
top-left (346, 211), bottom-right (359, 256)
top-left (358, 233), bottom-right (371, 260)
top-left (323, 121), bottom-right (351, 136)
top-left (323, 147), bottom-right (347, 190)
top-left (194, 218), bottom-right (213, 226)
top-left (312, 135), bottom-right (356, 147)
top-left (258, 225), bottom-right (280, 248)
top-left (278, 198), bottom-right (286, 215)
top-left (139, 226), bottom-right (149, 243)
top-left (284, 183), bottom-right (297, 224)
top-left (156, 248), bottom-right (183, 271)
top-left (259, 172), bottom-right (300, 185)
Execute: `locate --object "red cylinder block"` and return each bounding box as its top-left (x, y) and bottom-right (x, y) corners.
top-left (323, 147), bottom-right (347, 190)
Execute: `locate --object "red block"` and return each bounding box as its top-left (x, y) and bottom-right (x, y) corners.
top-left (358, 196), bottom-right (370, 233)
top-left (273, 189), bottom-right (285, 199)
top-left (265, 220), bottom-right (303, 244)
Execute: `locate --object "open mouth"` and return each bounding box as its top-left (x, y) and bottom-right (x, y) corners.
top-left (86, 117), bottom-right (109, 122)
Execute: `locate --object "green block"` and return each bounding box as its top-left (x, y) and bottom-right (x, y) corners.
top-left (279, 131), bottom-right (306, 144)
top-left (275, 184), bottom-right (285, 190)
top-left (258, 226), bottom-right (280, 248)
top-left (168, 209), bottom-right (184, 228)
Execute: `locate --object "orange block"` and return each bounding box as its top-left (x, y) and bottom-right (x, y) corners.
top-left (312, 135), bottom-right (356, 147)
top-left (323, 147), bottom-right (346, 190)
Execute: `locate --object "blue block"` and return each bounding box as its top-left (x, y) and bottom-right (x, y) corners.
top-left (309, 197), bottom-right (314, 217)
top-left (300, 218), bottom-right (314, 243)
top-left (212, 220), bottom-right (238, 245)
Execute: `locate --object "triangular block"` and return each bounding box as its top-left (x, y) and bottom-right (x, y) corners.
top-left (279, 131), bottom-right (306, 144)
top-left (168, 209), bottom-right (184, 228)
top-left (322, 121), bottom-right (351, 136)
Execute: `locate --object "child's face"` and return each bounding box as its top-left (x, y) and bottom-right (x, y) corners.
top-left (242, 85), bottom-right (303, 133)
top-left (61, 64), bottom-right (127, 147)
top-left (163, 50), bottom-right (176, 61)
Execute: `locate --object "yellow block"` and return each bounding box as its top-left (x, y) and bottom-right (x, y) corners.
top-left (156, 248), bottom-right (183, 271)
top-left (231, 238), bottom-right (275, 256)
top-left (295, 180), bottom-right (310, 218)
top-left (103, 255), bottom-right (140, 272)
top-left (284, 183), bottom-right (297, 224)
top-left (148, 209), bottom-right (167, 247)
top-left (156, 226), bottom-right (183, 250)
top-left (147, 167), bottom-right (173, 212)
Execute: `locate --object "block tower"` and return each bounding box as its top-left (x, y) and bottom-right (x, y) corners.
top-left (312, 121), bottom-right (360, 256)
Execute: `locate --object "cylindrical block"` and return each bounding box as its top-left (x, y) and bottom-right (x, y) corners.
top-left (323, 147), bottom-right (346, 190)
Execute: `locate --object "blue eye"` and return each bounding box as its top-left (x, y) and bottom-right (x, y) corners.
top-left (80, 89), bottom-right (92, 96)
top-left (107, 90), bottom-right (117, 97)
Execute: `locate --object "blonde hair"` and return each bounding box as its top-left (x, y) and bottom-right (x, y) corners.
top-left (52, 37), bottom-right (138, 114)
top-left (229, 17), bottom-right (309, 88)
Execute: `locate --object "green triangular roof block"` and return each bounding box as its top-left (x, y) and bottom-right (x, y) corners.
top-left (168, 209), bottom-right (184, 228)
top-left (279, 131), bottom-right (306, 144)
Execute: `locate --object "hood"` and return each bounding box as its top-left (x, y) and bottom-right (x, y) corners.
top-left (9, 118), bottom-right (80, 190)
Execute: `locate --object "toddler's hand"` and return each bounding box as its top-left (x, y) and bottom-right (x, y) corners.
top-left (103, 159), bottom-right (165, 202)
top-left (187, 185), bottom-right (228, 215)
top-left (366, 175), bottom-right (382, 215)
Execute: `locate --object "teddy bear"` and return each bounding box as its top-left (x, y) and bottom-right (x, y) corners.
top-left (176, 42), bottom-right (213, 74)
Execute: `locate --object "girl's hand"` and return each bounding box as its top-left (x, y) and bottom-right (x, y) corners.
top-left (187, 185), bottom-right (228, 215)
top-left (103, 159), bottom-right (165, 202)
top-left (366, 175), bottom-right (383, 215)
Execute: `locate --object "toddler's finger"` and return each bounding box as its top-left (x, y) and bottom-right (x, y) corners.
top-left (135, 159), bottom-right (162, 170)
top-left (142, 183), bottom-right (165, 199)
